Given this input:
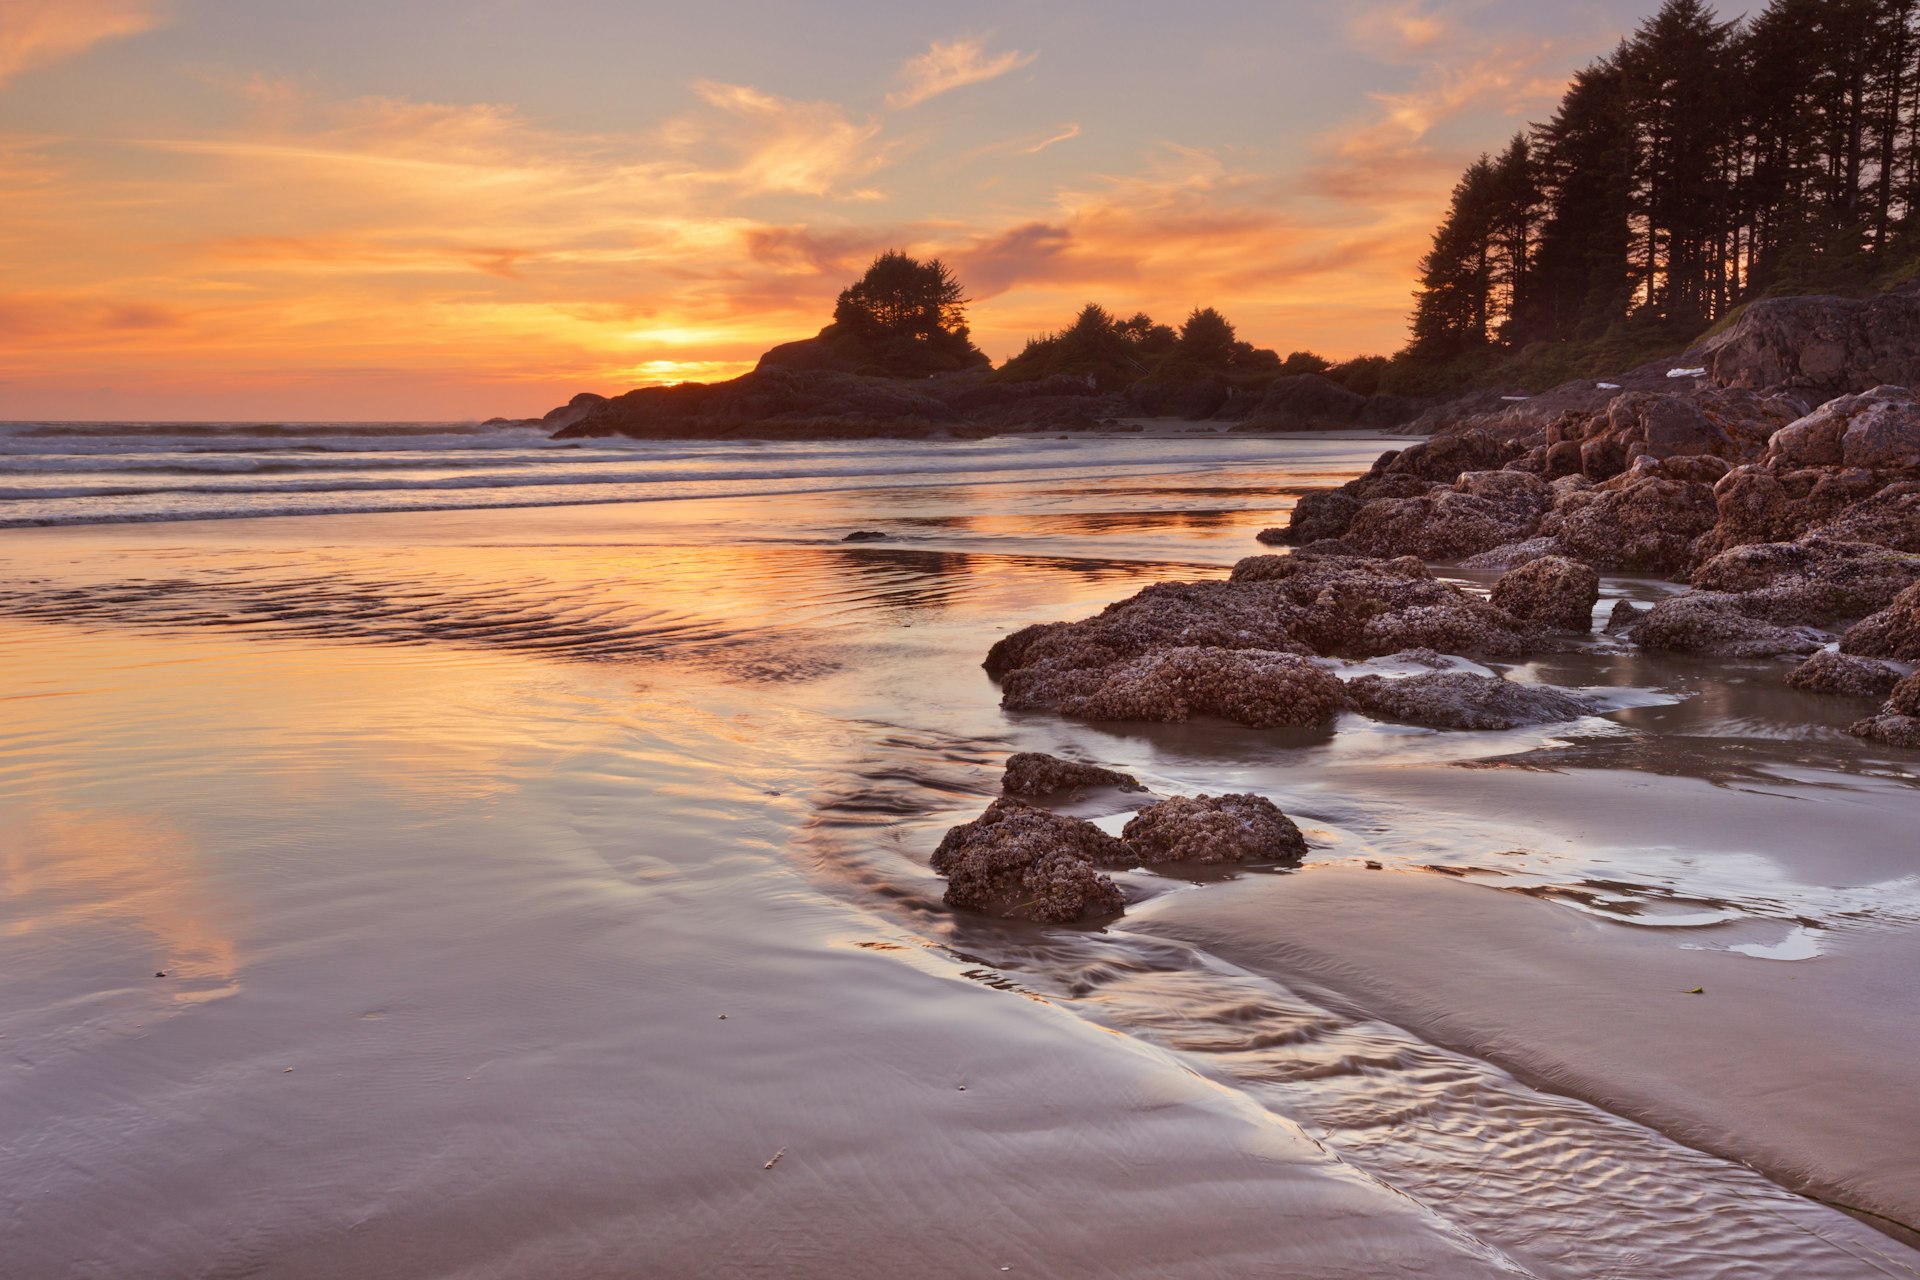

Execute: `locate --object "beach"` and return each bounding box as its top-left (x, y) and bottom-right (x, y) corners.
top-left (3, 427), bottom-right (1918, 1278)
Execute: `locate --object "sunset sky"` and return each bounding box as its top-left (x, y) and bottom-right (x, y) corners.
top-left (1, 0), bottom-right (1756, 421)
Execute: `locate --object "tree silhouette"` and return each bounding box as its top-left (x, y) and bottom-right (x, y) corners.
top-left (826, 251), bottom-right (985, 375)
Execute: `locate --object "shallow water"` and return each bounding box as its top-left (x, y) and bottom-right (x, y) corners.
top-left (2, 434), bottom-right (1917, 1277)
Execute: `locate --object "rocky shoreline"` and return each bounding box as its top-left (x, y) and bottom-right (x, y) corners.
top-left (926, 294), bottom-right (1920, 924)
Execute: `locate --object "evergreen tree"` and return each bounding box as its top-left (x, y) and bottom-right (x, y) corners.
top-left (829, 251), bottom-right (983, 375)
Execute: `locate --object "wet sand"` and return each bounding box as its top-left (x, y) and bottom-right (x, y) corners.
top-left (2, 438), bottom-right (1917, 1277)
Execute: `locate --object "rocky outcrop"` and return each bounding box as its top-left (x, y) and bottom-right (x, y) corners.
top-left (1764, 386), bottom-right (1920, 470)
top-left (1841, 582), bottom-right (1920, 660)
top-left (1848, 673), bottom-right (1920, 748)
top-left (1491, 556), bottom-right (1601, 632)
top-left (1787, 651), bottom-right (1903, 698)
top-left (540, 392), bottom-right (608, 431)
top-left (1003, 646), bottom-right (1348, 729)
top-left (1688, 537), bottom-right (1920, 625)
top-left (1224, 554), bottom-right (1540, 657)
top-left (985, 554), bottom-right (1546, 729)
top-left (1540, 471), bottom-right (1719, 576)
top-left (931, 799), bottom-right (1129, 923)
top-left (1701, 293), bottom-right (1920, 397)
top-left (1632, 592), bottom-right (1825, 658)
top-left (1001, 752), bottom-right (1145, 796)
top-left (1120, 794), bottom-right (1308, 864)
top-left (1344, 672), bottom-right (1597, 730)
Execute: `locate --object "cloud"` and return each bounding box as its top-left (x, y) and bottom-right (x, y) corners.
top-left (0, 0), bottom-right (167, 88)
top-left (1346, 1), bottom-right (1464, 61)
top-left (887, 37), bottom-right (1036, 110)
top-left (676, 81), bottom-right (890, 197)
top-left (1021, 123), bottom-right (1081, 155)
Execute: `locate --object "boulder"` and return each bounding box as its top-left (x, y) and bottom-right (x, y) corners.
top-left (1343, 672), bottom-right (1598, 730)
top-left (1701, 293), bottom-right (1920, 397)
top-left (1840, 582), bottom-right (1920, 660)
top-left (1491, 556), bottom-right (1601, 633)
top-left (1343, 489), bottom-right (1544, 562)
top-left (1460, 537), bottom-right (1568, 571)
top-left (1006, 646), bottom-right (1348, 729)
top-left (1001, 753), bottom-right (1144, 796)
top-left (1688, 537), bottom-right (1920, 625)
top-left (1633, 593), bottom-right (1825, 658)
top-left (1540, 474), bottom-right (1718, 576)
top-left (1808, 482), bottom-right (1920, 551)
top-left (1605, 600), bottom-right (1648, 634)
top-left (1120, 794), bottom-right (1308, 865)
top-left (1787, 651), bottom-right (1903, 699)
top-left (1765, 387), bottom-right (1920, 471)
top-left (1280, 490), bottom-right (1364, 544)
top-left (1847, 674), bottom-right (1920, 749)
top-left (1376, 430), bottom-right (1527, 483)
top-left (931, 799), bottom-right (1128, 923)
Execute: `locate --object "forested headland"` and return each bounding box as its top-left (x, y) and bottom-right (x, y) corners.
top-left (1399, 0), bottom-right (1920, 392)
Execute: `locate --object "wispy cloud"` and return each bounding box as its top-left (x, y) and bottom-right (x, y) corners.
top-left (1347, 1), bottom-right (1465, 61)
top-left (886, 36), bottom-right (1036, 110)
top-left (0, 0), bottom-right (167, 88)
top-left (1021, 123), bottom-right (1081, 155)
top-left (676, 81), bottom-right (890, 197)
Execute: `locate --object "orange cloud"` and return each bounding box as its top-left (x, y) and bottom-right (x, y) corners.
top-left (0, 0), bottom-right (166, 88)
top-left (886, 36), bottom-right (1036, 110)
top-left (0, 18), bottom-right (1591, 420)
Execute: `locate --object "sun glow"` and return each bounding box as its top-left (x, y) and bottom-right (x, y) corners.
top-left (0, 5), bottom-right (1596, 419)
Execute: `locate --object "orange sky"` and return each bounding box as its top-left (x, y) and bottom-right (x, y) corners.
top-left (0, 1), bottom-right (1703, 420)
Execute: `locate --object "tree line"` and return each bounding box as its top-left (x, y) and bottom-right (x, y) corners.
top-left (1409, 0), bottom-right (1920, 374)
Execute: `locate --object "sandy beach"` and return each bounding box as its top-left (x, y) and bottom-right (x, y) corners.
top-left (3, 433), bottom-right (1918, 1277)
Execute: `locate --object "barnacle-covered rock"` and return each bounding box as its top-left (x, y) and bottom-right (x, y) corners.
top-left (931, 799), bottom-right (1129, 923)
top-left (1121, 794), bottom-right (1307, 865)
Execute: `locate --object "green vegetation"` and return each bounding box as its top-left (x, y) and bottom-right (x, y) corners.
top-left (1394, 0), bottom-right (1920, 391)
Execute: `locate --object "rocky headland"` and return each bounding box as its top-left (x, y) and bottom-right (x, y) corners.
top-left (929, 291), bottom-right (1920, 924)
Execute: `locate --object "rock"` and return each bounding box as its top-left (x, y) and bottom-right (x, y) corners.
top-left (1605, 600), bottom-right (1648, 634)
top-left (1343, 672), bottom-right (1598, 730)
top-left (1597, 392), bottom-right (1734, 472)
top-left (1840, 582), bottom-right (1920, 660)
top-left (1633, 592), bottom-right (1825, 658)
top-left (1787, 651), bottom-right (1903, 698)
top-left (986, 555), bottom-right (1543, 726)
top-left (1765, 387), bottom-right (1920, 471)
top-left (1376, 430), bottom-right (1527, 483)
top-left (1001, 753), bottom-right (1144, 796)
top-left (1808, 482), bottom-right (1920, 552)
top-left (1688, 537), bottom-right (1920, 625)
top-left (1847, 674), bottom-right (1920, 748)
top-left (1849, 711), bottom-right (1920, 748)
top-left (1343, 489), bottom-right (1544, 561)
top-left (1540, 474), bottom-right (1718, 576)
top-left (1120, 794), bottom-right (1308, 865)
top-left (1008, 646), bottom-right (1348, 729)
top-left (843, 530), bottom-right (889, 542)
top-left (1459, 537), bottom-right (1568, 571)
top-left (1702, 293), bottom-right (1920, 397)
top-left (1279, 490), bottom-right (1364, 544)
top-left (1226, 553), bottom-right (1539, 657)
top-left (1491, 556), bottom-right (1601, 633)
top-left (931, 799), bottom-right (1128, 923)
top-left (984, 578), bottom-right (1311, 679)
top-left (539, 392), bottom-right (609, 431)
